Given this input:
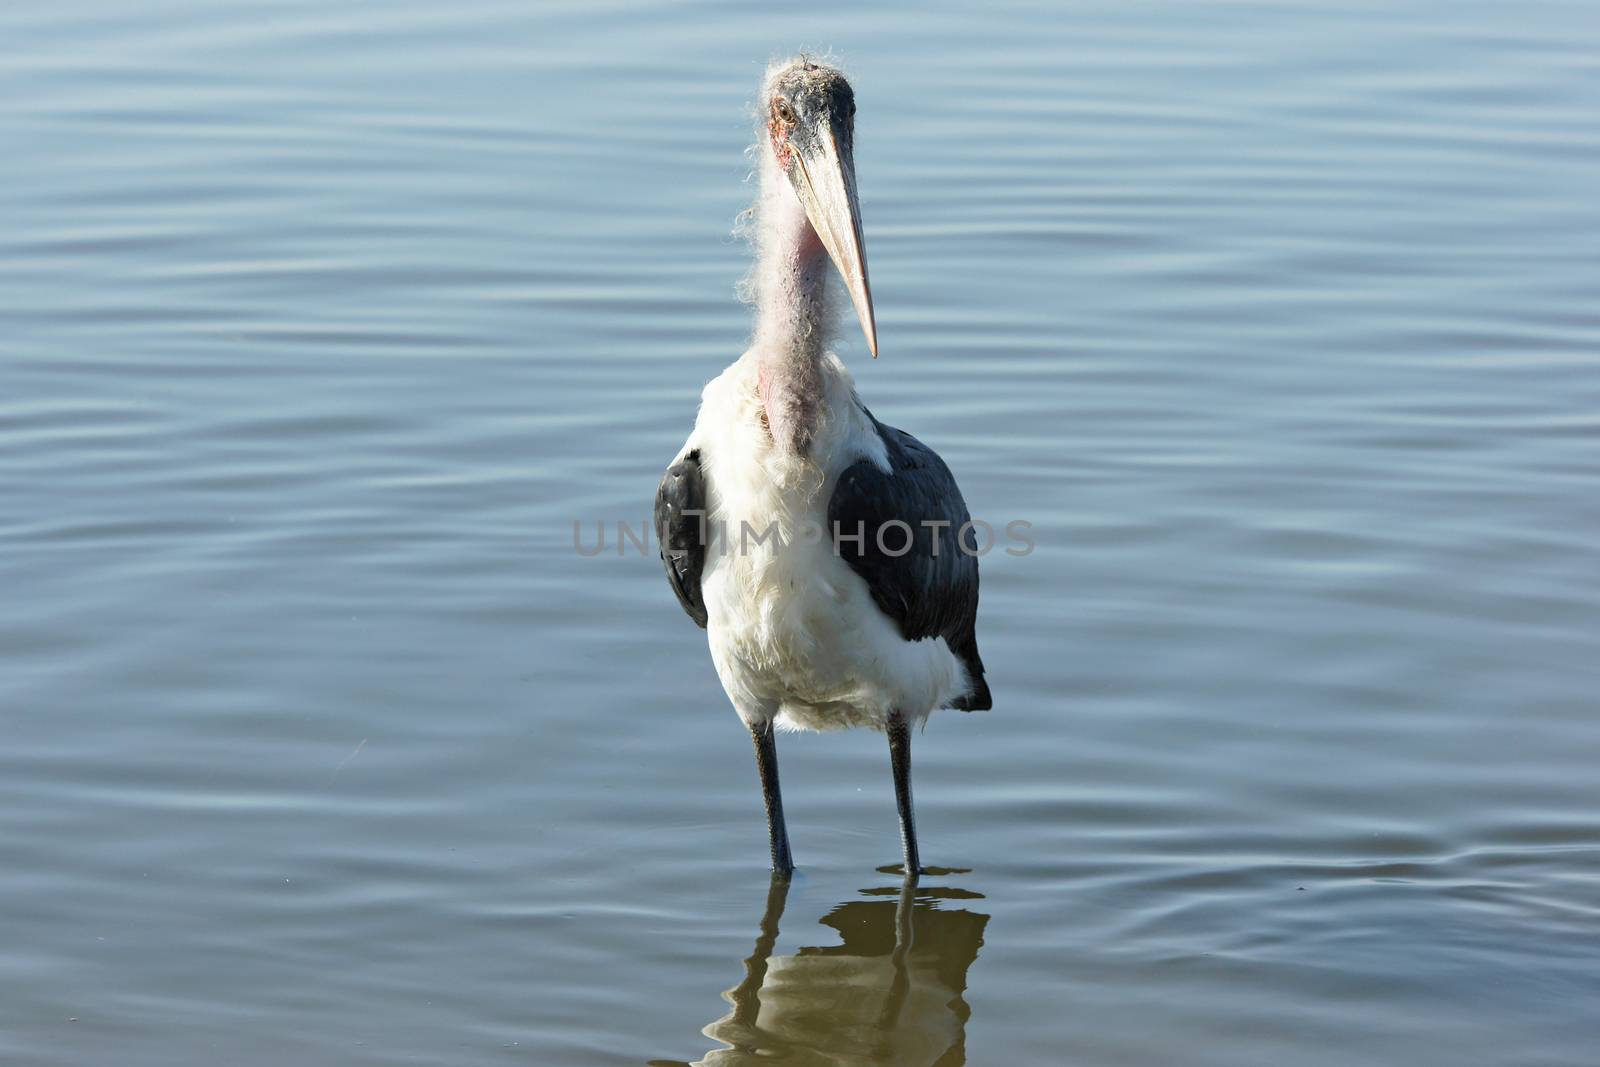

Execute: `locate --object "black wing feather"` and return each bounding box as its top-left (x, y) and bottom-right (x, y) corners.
top-left (655, 449), bottom-right (708, 628)
top-left (828, 413), bottom-right (991, 711)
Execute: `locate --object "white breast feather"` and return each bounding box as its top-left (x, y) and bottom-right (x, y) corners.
top-left (675, 352), bottom-right (968, 732)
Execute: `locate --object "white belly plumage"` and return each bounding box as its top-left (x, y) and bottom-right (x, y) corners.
top-left (683, 352), bottom-right (968, 733)
top-left (702, 494), bottom-right (965, 732)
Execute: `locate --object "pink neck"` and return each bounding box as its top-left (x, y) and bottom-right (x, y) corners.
top-left (754, 178), bottom-right (831, 455)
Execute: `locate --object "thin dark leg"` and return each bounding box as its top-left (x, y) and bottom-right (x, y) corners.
top-left (887, 711), bottom-right (921, 879)
top-left (750, 720), bottom-right (794, 877)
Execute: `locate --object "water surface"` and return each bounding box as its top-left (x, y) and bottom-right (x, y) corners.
top-left (4, 2), bottom-right (1600, 1064)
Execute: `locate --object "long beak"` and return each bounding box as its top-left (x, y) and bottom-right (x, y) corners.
top-left (790, 118), bottom-right (878, 357)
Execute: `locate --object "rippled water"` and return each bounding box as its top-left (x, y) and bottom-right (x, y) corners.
top-left (4, 2), bottom-right (1600, 1063)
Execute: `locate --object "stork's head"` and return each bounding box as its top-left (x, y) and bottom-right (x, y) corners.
top-left (765, 59), bottom-right (877, 357)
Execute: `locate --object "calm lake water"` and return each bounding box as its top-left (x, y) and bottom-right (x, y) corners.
top-left (4, 2), bottom-right (1600, 1063)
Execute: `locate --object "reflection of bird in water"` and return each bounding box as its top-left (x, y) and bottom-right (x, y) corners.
top-left (659, 875), bottom-right (988, 1067)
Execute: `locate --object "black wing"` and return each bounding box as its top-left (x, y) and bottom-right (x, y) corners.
top-left (828, 413), bottom-right (991, 710)
top-left (655, 449), bottom-right (708, 628)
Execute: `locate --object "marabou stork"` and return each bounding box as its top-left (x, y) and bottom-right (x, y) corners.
top-left (656, 58), bottom-right (990, 880)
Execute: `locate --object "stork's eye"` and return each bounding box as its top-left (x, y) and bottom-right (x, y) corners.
top-left (774, 99), bottom-right (796, 123)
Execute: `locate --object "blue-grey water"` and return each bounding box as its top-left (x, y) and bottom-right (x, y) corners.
top-left (4, 2), bottom-right (1600, 1064)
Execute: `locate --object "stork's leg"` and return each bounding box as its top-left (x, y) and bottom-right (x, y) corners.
top-left (887, 711), bottom-right (921, 880)
top-left (750, 720), bottom-right (794, 877)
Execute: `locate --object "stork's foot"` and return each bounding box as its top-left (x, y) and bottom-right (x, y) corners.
top-left (887, 711), bottom-right (921, 881)
top-left (878, 864), bottom-right (970, 878)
